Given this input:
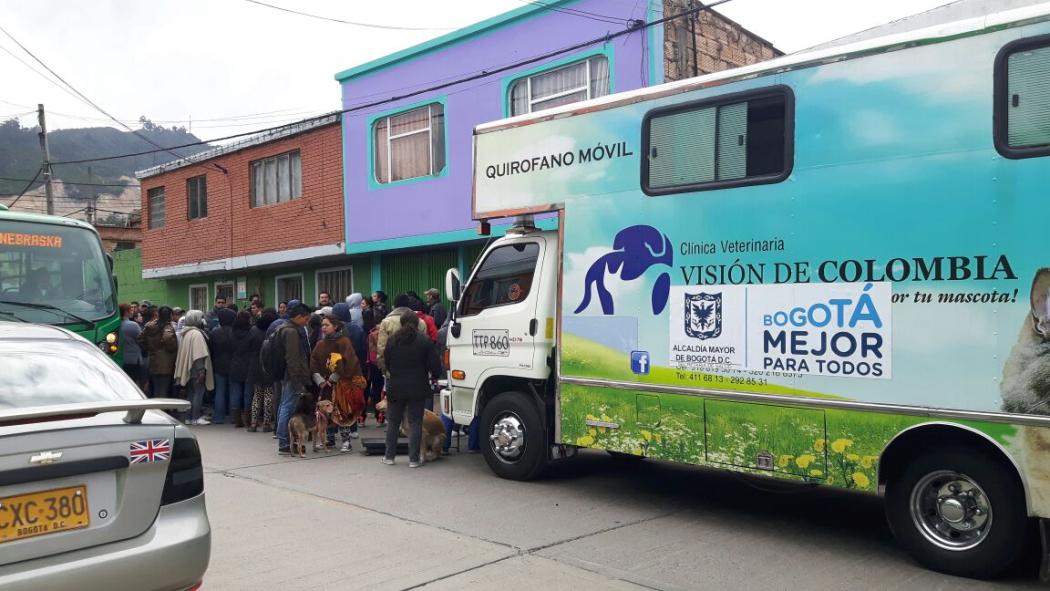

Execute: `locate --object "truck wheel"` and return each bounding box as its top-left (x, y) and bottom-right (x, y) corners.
top-left (885, 445), bottom-right (1026, 579)
top-left (480, 392), bottom-right (547, 481)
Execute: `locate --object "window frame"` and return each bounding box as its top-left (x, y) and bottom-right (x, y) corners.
top-left (188, 283), bottom-right (209, 312)
top-left (249, 150), bottom-right (303, 207)
top-left (214, 281), bottom-right (234, 304)
top-left (506, 53), bottom-right (611, 117)
top-left (314, 265), bottom-right (353, 304)
top-left (368, 97), bottom-right (448, 189)
top-left (147, 186), bottom-right (165, 229)
top-left (274, 272), bottom-right (304, 305)
top-left (457, 241), bottom-right (541, 318)
top-left (186, 174), bottom-right (208, 220)
top-left (640, 85), bottom-right (795, 197)
top-left (994, 34), bottom-right (1050, 160)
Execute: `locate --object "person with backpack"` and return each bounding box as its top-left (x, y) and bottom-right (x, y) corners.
top-left (248, 308), bottom-right (278, 433)
top-left (272, 303), bottom-right (313, 455)
top-left (410, 299), bottom-right (439, 343)
top-left (376, 294), bottom-right (428, 374)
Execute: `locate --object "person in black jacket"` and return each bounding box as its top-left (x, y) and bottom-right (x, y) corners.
top-left (209, 307), bottom-right (237, 424)
top-left (228, 311), bottom-right (254, 428)
top-left (382, 310), bottom-right (442, 468)
top-left (247, 308), bottom-right (278, 432)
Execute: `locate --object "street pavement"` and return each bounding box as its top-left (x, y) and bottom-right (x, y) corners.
top-left (194, 422), bottom-right (1043, 590)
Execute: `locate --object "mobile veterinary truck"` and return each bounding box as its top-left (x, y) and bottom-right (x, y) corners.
top-left (441, 4), bottom-right (1050, 579)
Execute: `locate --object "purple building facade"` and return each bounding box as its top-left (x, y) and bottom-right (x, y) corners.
top-left (335, 0), bottom-right (663, 294)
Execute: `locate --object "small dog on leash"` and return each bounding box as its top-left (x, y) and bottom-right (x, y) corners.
top-left (313, 399), bottom-right (334, 453)
top-left (375, 399), bottom-right (446, 463)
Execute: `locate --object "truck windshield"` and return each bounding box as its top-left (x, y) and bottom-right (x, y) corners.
top-left (0, 220), bottom-right (116, 323)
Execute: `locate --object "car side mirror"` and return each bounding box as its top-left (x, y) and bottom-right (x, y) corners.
top-left (445, 267), bottom-right (461, 303)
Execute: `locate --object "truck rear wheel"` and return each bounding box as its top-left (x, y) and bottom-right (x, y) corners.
top-left (885, 445), bottom-right (1026, 579)
top-left (480, 392), bottom-right (547, 481)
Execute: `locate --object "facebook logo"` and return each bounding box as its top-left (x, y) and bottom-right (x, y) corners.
top-left (630, 351), bottom-right (650, 375)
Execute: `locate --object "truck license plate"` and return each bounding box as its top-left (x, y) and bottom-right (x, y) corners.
top-left (0, 485), bottom-right (90, 543)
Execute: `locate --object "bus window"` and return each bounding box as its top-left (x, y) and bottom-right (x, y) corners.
top-left (642, 86), bottom-right (793, 196)
top-left (996, 36), bottom-right (1050, 158)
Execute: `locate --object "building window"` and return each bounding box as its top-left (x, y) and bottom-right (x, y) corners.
top-left (215, 281), bottom-right (234, 303)
top-left (373, 103), bottom-right (445, 184)
top-left (275, 273), bottom-right (303, 304)
top-left (316, 266), bottom-right (353, 304)
top-left (187, 175), bottom-right (208, 220)
top-left (147, 187), bottom-right (165, 229)
top-left (460, 242), bottom-right (540, 317)
top-left (189, 284), bottom-right (209, 312)
top-left (114, 241), bottom-right (136, 251)
top-left (251, 151), bottom-right (302, 207)
top-left (642, 87), bottom-right (793, 196)
top-left (509, 55), bottom-right (610, 116)
top-left (995, 36), bottom-right (1050, 158)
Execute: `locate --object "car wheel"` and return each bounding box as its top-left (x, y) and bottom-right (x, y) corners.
top-left (885, 445), bottom-right (1027, 579)
top-left (480, 391), bottom-right (547, 481)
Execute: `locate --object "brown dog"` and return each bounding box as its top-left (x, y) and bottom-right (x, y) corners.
top-left (288, 414), bottom-right (311, 458)
top-left (375, 399), bottom-right (446, 463)
top-left (314, 399), bottom-right (334, 453)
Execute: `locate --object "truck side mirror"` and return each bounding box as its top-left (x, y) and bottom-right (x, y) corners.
top-left (445, 268), bottom-right (461, 303)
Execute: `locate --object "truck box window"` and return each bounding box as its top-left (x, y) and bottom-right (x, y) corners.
top-left (460, 243), bottom-right (539, 317)
top-left (995, 36), bottom-right (1050, 158)
top-left (642, 87), bottom-right (793, 196)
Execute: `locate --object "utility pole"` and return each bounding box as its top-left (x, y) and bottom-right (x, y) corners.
top-left (37, 104), bottom-right (55, 215)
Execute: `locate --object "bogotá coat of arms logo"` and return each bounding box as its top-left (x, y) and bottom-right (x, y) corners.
top-left (685, 292), bottom-right (722, 340)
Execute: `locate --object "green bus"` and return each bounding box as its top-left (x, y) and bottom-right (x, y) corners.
top-left (0, 204), bottom-right (121, 359)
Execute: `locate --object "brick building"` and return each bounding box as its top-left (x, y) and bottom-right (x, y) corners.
top-left (662, 0), bottom-right (780, 81)
top-left (133, 114), bottom-right (362, 310)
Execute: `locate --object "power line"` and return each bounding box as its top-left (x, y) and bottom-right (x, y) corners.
top-left (243, 0), bottom-right (456, 31)
top-left (514, 0), bottom-right (630, 25)
top-left (0, 44), bottom-right (98, 112)
top-left (0, 24), bottom-right (202, 167)
top-left (0, 176), bottom-right (138, 188)
top-left (49, 0), bottom-right (730, 167)
top-left (6, 166), bottom-right (43, 207)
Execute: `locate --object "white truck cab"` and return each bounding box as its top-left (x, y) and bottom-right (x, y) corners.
top-left (442, 224), bottom-right (562, 479)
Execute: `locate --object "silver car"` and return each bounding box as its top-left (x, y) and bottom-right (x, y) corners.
top-left (0, 322), bottom-right (210, 590)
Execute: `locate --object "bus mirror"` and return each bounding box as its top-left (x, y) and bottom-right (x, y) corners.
top-left (445, 268), bottom-right (461, 303)
top-left (112, 274), bottom-right (118, 295)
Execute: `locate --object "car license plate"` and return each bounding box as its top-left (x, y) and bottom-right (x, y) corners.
top-left (0, 485), bottom-right (90, 543)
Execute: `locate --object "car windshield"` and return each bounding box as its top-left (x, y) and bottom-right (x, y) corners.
top-left (0, 219), bottom-right (116, 323)
top-left (0, 342), bottom-right (143, 409)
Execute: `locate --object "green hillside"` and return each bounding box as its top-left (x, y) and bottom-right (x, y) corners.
top-left (0, 117), bottom-right (211, 199)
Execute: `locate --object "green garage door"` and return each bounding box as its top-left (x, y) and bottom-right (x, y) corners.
top-left (380, 248), bottom-right (458, 303)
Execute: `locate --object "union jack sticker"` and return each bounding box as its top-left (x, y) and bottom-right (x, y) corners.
top-left (129, 439), bottom-right (171, 464)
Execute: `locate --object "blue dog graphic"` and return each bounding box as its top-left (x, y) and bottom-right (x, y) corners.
top-left (574, 225), bottom-right (673, 316)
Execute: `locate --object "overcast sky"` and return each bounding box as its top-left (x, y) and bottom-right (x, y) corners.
top-left (1, 0), bottom-right (958, 141)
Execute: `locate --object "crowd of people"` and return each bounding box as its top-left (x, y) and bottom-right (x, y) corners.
top-left (117, 288), bottom-right (474, 466)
